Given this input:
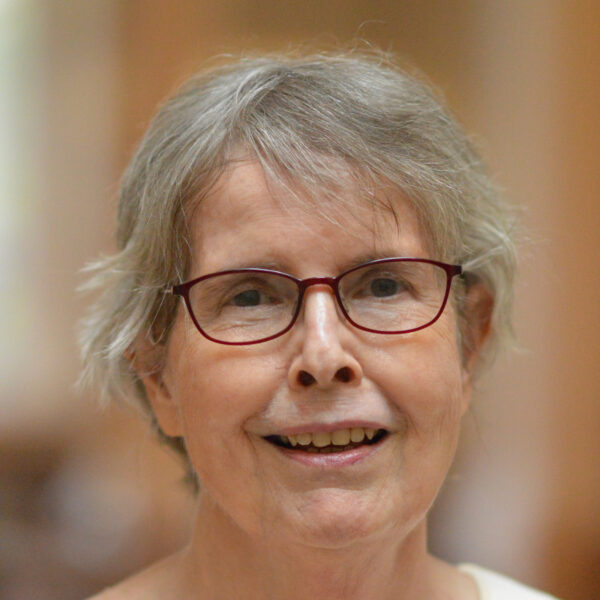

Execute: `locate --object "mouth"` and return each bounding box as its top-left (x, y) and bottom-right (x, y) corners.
top-left (264, 427), bottom-right (389, 454)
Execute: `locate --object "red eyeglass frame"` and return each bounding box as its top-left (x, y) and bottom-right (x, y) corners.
top-left (168, 257), bottom-right (463, 345)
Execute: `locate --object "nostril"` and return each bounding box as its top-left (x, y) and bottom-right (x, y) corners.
top-left (335, 366), bottom-right (353, 383)
top-left (298, 370), bottom-right (316, 387)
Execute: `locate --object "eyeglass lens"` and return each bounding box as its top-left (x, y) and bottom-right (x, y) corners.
top-left (186, 260), bottom-right (450, 344)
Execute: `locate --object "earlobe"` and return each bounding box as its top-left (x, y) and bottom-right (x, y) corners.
top-left (140, 371), bottom-right (183, 437)
top-left (461, 282), bottom-right (494, 378)
top-left (127, 345), bottom-right (183, 437)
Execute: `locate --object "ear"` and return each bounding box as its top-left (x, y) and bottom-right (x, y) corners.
top-left (461, 281), bottom-right (494, 383)
top-left (127, 342), bottom-right (183, 437)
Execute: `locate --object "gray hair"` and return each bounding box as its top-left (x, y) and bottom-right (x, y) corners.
top-left (79, 49), bottom-right (518, 455)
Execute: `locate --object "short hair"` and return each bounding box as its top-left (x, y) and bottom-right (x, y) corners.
top-left (79, 49), bottom-right (518, 457)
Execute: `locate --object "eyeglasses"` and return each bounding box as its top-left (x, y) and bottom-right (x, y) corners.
top-left (169, 258), bottom-right (462, 345)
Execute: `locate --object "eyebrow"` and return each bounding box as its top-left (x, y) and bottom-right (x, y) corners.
top-left (203, 259), bottom-right (288, 274)
top-left (212, 250), bottom-right (417, 276)
top-left (340, 250), bottom-right (416, 272)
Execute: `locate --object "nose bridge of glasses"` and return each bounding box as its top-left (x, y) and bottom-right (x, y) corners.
top-left (298, 275), bottom-right (338, 293)
top-left (296, 276), bottom-right (347, 328)
top-left (297, 276), bottom-right (343, 310)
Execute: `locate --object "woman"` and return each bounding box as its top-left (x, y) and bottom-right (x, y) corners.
top-left (80, 50), bottom-right (559, 599)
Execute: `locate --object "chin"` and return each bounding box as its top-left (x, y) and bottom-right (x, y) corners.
top-left (283, 490), bottom-right (392, 549)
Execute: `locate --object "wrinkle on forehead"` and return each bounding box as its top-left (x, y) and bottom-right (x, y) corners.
top-left (189, 156), bottom-right (429, 261)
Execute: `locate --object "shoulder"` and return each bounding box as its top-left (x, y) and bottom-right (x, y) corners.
top-left (86, 553), bottom-right (187, 600)
top-left (459, 564), bottom-right (561, 600)
top-left (86, 573), bottom-right (160, 600)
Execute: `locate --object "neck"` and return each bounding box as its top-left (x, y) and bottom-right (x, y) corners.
top-left (177, 492), bottom-right (446, 600)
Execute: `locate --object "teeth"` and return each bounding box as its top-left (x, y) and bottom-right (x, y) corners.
top-left (312, 432), bottom-right (331, 447)
top-left (331, 429), bottom-right (351, 445)
top-left (296, 433), bottom-right (312, 446)
top-left (278, 427), bottom-right (383, 448)
top-left (350, 428), bottom-right (365, 443)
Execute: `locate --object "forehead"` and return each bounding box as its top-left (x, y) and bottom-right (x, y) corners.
top-left (190, 160), bottom-right (428, 275)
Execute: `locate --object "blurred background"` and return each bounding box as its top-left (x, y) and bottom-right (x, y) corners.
top-left (1, 1), bottom-right (598, 599)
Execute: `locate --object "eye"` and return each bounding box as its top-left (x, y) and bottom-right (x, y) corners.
top-left (216, 273), bottom-right (295, 312)
top-left (370, 278), bottom-right (399, 297)
top-left (343, 267), bottom-right (413, 302)
top-left (232, 289), bottom-right (262, 307)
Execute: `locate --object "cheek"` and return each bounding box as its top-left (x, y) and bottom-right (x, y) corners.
top-left (170, 324), bottom-right (281, 424)
top-left (370, 325), bottom-right (467, 513)
top-left (371, 322), bottom-right (468, 439)
top-left (168, 338), bottom-right (297, 534)
top-left (167, 332), bottom-right (285, 467)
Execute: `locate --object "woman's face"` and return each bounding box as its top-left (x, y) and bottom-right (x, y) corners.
top-left (149, 161), bottom-right (472, 549)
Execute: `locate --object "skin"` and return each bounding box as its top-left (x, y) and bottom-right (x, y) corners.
top-left (93, 160), bottom-right (491, 600)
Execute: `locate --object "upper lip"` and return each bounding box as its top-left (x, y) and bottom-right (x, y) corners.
top-left (267, 420), bottom-right (391, 436)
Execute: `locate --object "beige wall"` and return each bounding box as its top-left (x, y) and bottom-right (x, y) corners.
top-left (1, 2), bottom-right (597, 598)
top-left (545, 2), bottom-right (600, 596)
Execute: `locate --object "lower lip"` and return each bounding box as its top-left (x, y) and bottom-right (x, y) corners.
top-left (271, 435), bottom-right (388, 468)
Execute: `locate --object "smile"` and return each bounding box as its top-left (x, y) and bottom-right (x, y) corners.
top-left (265, 427), bottom-right (389, 454)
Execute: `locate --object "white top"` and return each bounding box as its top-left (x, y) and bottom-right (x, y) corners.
top-left (459, 564), bottom-right (560, 600)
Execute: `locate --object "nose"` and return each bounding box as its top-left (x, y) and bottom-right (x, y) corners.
top-left (287, 287), bottom-right (363, 390)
